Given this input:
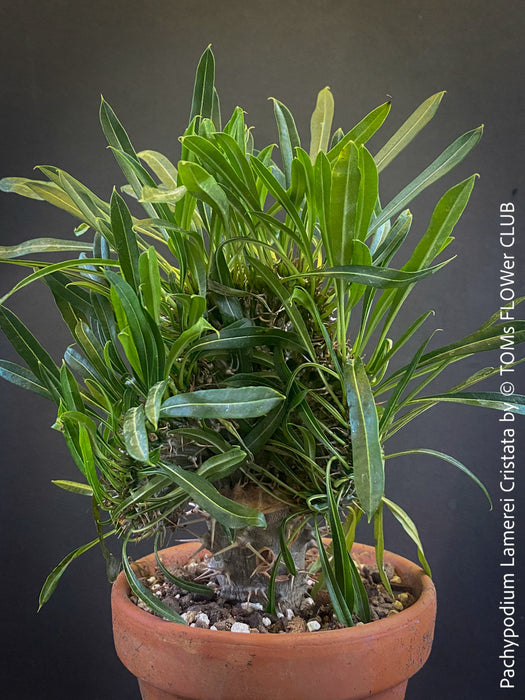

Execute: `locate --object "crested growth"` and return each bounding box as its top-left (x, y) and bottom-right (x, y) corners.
top-left (1, 47), bottom-right (524, 624)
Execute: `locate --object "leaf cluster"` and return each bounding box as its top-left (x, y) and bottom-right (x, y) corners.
top-left (1, 47), bottom-right (523, 622)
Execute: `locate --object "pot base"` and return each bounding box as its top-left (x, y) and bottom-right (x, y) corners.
top-left (138, 678), bottom-right (409, 700)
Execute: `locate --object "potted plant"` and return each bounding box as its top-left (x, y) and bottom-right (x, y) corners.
top-left (0, 47), bottom-right (522, 699)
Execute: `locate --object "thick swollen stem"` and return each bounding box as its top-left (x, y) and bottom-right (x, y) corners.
top-left (202, 507), bottom-right (314, 611)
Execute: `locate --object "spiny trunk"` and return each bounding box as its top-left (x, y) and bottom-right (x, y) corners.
top-left (202, 485), bottom-right (314, 610)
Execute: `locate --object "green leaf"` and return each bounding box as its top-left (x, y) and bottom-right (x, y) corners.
top-left (138, 150), bottom-right (179, 189)
top-left (327, 101), bottom-right (391, 162)
top-left (123, 405), bottom-right (149, 462)
top-left (107, 270), bottom-right (164, 385)
top-left (313, 519), bottom-right (354, 626)
top-left (309, 87), bottom-right (335, 162)
top-left (139, 185), bottom-right (186, 204)
top-left (405, 175), bottom-right (477, 271)
top-left (344, 356), bottom-right (384, 520)
top-left (375, 92), bottom-right (445, 172)
top-left (379, 333), bottom-right (435, 435)
top-left (0, 176), bottom-right (46, 200)
top-left (373, 504), bottom-right (393, 596)
top-left (154, 536), bottom-right (213, 596)
top-left (24, 180), bottom-right (84, 219)
top-left (326, 467), bottom-right (355, 609)
top-left (110, 189), bottom-right (140, 291)
top-left (285, 259), bottom-right (450, 287)
top-left (139, 246), bottom-right (162, 323)
top-left (0, 306), bottom-right (59, 381)
top-left (383, 497), bottom-right (431, 576)
top-left (381, 322), bottom-right (525, 391)
top-left (145, 380), bottom-right (167, 429)
top-left (39, 537), bottom-right (102, 609)
top-left (192, 324), bottom-right (306, 356)
top-left (0, 238), bottom-right (94, 259)
top-left (414, 391), bottom-right (525, 415)
top-left (160, 386), bottom-right (285, 419)
top-left (249, 156), bottom-right (308, 242)
top-left (328, 142), bottom-right (360, 266)
top-left (178, 160), bottom-right (229, 227)
top-left (271, 97), bottom-right (301, 188)
top-left (159, 462), bottom-right (266, 529)
top-left (197, 447), bottom-right (247, 481)
top-left (51, 480), bottom-right (94, 496)
top-left (370, 127), bottom-right (482, 235)
top-left (0, 257), bottom-right (118, 305)
top-left (386, 448), bottom-right (492, 507)
top-left (0, 360), bottom-right (51, 398)
top-left (189, 45), bottom-right (215, 126)
top-left (181, 134), bottom-right (259, 210)
top-left (122, 540), bottom-right (186, 623)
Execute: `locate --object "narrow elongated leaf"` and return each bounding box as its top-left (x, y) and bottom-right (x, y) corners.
top-left (327, 101), bottom-right (391, 162)
top-left (6, 179), bottom-right (84, 218)
top-left (375, 92), bottom-right (445, 172)
top-left (0, 360), bottom-right (50, 398)
top-left (138, 150), bottom-right (179, 188)
top-left (145, 380), bottom-right (167, 429)
top-left (110, 189), bottom-right (140, 291)
top-left (271, 97), bottom-right (301, 188)
top-left (249, 156), bottom-right (308, 241)
top-left (39, 537), bottom-right (102, 609)
top-left (139, 246), bottom-right (162, 323)
top-left (383, 497), bottom-right (431, 576)
top-left (181, 134), bottom-right (259, 210)
top-left (154, 537), bottom-right (213, 596)
top-left (344, 357), bottom-right (384, 519)
top-left (373, 504), bottom-right (393, 596)
top-left (285, 258), bottom-right (450, 287)
top-left (122, 540), bottom-right (186, 623)
top-left (123, 405), bottom-right (149, 462)
top-left (160, 386), bottom-right (285, 419)
top-left (0, 306), bottom-right (59, 380)
top-left (140, 185), bottom-right (186, 203)
top-left (0, 176), bottom-right (46, 200)
top-left (0, 238), bottom-right (93, 259)
top-left (326, 468), bottom-right (354, 609)
top-left (386, 448), bottom-right (492, 507)
top-left (178, 160), bottom-right (229, 226)
top-left (405, 175), bottom-right (477, 271)
top-left (210, 247), bottom-right (243, 323)
top-left (381, 322), bottom-right (525, 390)
top-left (198, 447), bottom-right (247, 481)
top-left (0, 257), bottom-right (118, 305)
top-left (51, 480), bottom-right (94, 496)
top-left (313, 519), bottom-right (354, 626)
top-left (329, 142), bottom-right (360, 266)
top-left (192, 325), bottom-right (306, 356)
top-left (414, 392), bottom-right (525, 414)
top-left (309, 87), bottom-right (335, 162)
top-left (189, 45), bottom-right (215, 125)
top-left (159, 462), bottom-right (266, 529)
top-left (379, 333), bottom-right (435, 434)
top-left (369, 127), bottom-right (482, 234)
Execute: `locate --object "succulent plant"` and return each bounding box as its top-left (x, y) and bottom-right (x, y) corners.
top-left (1, 47), bottom-right (523, 625)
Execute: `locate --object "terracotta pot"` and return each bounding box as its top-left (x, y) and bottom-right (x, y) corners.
top-left (112, 542), bottom-right (436, 700)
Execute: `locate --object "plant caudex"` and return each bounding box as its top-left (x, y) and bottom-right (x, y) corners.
top-left (1, 47), bottom-right (524, 625)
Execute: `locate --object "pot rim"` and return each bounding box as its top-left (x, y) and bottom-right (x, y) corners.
top-left (112, 541), bottom-right (437, 647)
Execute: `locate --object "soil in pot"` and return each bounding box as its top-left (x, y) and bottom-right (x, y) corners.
top-left (131, 546), bottom-right (417, 634)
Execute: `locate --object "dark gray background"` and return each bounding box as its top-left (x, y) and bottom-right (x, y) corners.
top-left (1, 1), bottom-right (523, 698)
